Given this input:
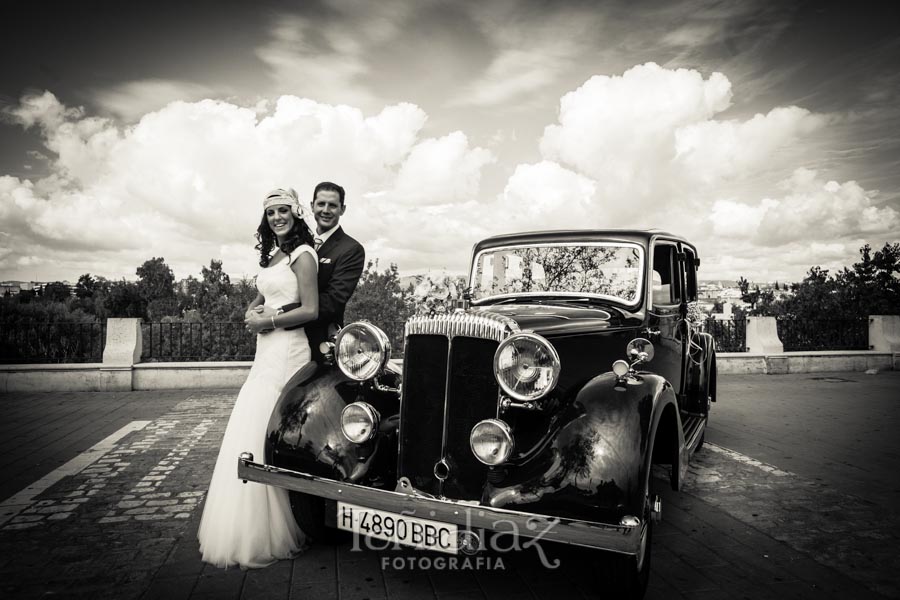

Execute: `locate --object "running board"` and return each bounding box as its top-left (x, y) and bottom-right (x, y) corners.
top-left (681, 413), bottom-right (706, 452)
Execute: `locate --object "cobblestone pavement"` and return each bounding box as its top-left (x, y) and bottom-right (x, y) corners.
top-left (0, 372), bottom-right (898, 599)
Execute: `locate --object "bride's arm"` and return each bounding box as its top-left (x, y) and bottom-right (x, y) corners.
top-left (272, 253), bottom-right (319, 330)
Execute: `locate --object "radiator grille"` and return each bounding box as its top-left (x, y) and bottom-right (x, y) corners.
top-left (399, 311), bottom-right (516, 500)
top-left (405, 311), bottom-right (519, 341)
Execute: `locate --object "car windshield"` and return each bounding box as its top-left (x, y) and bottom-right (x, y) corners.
top-left (470, 243), bottom-right (644, 305)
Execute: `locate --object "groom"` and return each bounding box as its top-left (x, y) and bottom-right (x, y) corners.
top-left (307, 181), bottom-right (365, 364)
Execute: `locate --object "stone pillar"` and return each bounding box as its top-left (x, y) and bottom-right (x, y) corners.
top-left (869, 315), bottom-right (900, 370)
top-left (100, 318), bottom-right (142, 391)
top-left (745, 316), bottom-right (783, 354)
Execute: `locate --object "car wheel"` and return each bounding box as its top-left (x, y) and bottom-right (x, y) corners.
top-left (289, 491), bottom-right (341, 543)
top-left (595, 495), bottom-right (653, 599)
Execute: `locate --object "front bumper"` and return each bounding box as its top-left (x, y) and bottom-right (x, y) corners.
top-left (238, 453), bottom-right (643, 555)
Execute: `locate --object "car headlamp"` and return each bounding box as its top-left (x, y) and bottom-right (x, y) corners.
top-left (341, 401), bottom-right (380, 443)
top-left (335, 322), bottom-right (391, 381)
top-left (493, 332), bottom-right (560, 401)
top-left (470, 419), bottom-right (514, 465)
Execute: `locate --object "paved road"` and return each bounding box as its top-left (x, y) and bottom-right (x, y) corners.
top-left (0, 372), bottom-right (898, 599)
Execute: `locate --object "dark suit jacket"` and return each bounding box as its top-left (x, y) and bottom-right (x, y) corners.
top-left (308, 226), bottom-right (365, 362)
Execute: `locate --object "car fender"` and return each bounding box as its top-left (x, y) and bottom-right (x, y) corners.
top-left (486, 372), bottom-right (681, 520)
top-left (265, 364), bottom-right (397, 483)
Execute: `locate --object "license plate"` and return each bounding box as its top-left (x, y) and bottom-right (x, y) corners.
top-left (336, 501), bottom-right (459, 554)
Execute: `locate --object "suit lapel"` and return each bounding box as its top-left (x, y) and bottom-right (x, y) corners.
top-left (317, 226), bottom-right (343, 257)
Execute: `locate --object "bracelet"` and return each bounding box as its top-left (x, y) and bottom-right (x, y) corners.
top-left (271, 315), bottom-right (276, 330)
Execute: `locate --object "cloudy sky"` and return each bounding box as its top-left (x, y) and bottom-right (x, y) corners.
top-left (1, 0), bottom-right (898, 285)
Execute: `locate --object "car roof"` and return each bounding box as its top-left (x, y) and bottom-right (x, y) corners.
top-left (472, 229), bottom-right (693, 254)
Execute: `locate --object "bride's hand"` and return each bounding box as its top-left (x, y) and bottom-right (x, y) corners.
top-left (244, 305), bottom-right (271, 320)
top-left (244, 306), bottom-right (277, 334)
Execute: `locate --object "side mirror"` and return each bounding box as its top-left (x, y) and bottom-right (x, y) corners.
top-left (626, 338), bottom-right (655, 364)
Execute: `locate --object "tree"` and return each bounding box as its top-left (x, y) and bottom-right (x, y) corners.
top-left (840, 243), bottom-right (900, 316)
top-left (345, 261), bottom-right (413, 353)
top-left (198, 259), bottom-right (233, 308)
top-left (135, 257), bottom-right (177, 320)
top-left (737, 276), bottom-right (761, 312)
top-left (75, 274), bottom-right (97, 299)
top-left (43, 281), bottom-right (71, 303)
top-left (176, 275), bottom-right (202, 313)
top-left (104, 280), bottom-right (145, 318)
top-left (136, 257), bottom-right (176, 304)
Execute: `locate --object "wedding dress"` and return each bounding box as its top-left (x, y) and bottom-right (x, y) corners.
top-left (198, 245), bottom-right (315, 568)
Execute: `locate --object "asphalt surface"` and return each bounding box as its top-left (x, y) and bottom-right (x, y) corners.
top-left (0, 371), bottom-right (898, 599)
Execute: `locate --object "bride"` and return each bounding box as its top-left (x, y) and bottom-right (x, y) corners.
top-left (198, 188), bottom-right (318, 568)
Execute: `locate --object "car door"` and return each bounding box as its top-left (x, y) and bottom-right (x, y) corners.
top-left (646, 239), bottom-right (685, 395)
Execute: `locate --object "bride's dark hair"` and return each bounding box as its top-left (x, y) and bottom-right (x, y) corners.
top-left (255, 212), bottom-right (315, 267)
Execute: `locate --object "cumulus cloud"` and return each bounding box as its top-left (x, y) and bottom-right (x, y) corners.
top-left (540, 63), bottom-right (733, 184)
top-left (3, 60), bottom-right (894, 285)
top-left (493, 62), bottom-right (894, 280)
top-left (496, 161), bottom-right (597, 230)
top-left (702, 169), bottom-right (898, 279)
top-left (710, 198), bottom-right (779, 238)
top-left (753, 169), bottom-right (899, 246)
top-left (391, 132), bottom-right (495, 205)
top-left (674, 106), bottom-right (826, 184)
top-left (537, 63), bottom-right (827, 214)
top-left (0, 91), bottom-right (493, 280)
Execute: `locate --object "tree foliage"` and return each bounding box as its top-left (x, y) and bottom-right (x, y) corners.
top-left (42, 281), bottom-right (72, 303)
top-left (345, 260), bottom-right (413, 352)
top-left (75, 274), bottom-right (97, 299)
top-left (136, 257), bottom-right (176, 303)
top-left (739, 243), bottom-right (900, 318)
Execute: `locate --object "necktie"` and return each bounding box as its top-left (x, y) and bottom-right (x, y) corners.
top-left (314, 237), bottom-right (323, 251)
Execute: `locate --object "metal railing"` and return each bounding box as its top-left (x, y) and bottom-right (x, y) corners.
top-left (141, 322), bottom-right (256, 362)
top-left (0, 321), bottom-right (106, 363)
top-left (702, 318), bottom-right (747, 353)
top-left (0, 316), bottom-right (875, 364)
top-left (776, 318), bottom-right (869, 352)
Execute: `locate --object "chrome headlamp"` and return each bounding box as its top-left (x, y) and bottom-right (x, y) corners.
top-left (493, 332), bottom-right (561, 401)
top-left (335, 322), bottom-right (391, 381)
top-left (341, 401), bottom-right (380, 443)
top-left (470, 419), bottom-right (514, 465)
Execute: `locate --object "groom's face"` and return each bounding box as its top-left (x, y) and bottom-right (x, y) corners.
top-left (311, 190), bottom-right (345, 233)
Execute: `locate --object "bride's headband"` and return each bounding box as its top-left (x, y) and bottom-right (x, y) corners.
top-left (263, 188), bottom-right (311, 221)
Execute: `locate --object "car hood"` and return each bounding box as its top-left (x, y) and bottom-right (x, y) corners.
top-left (472, 302), bottom-right (640, 337)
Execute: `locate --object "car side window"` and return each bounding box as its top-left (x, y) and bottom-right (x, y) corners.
top-left (651, 242), bottom-right (682, 308)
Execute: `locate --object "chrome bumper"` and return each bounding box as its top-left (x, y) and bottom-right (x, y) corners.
top-left (238, 453), bottom-right (643, 555)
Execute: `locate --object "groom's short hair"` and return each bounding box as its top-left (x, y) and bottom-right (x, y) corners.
top-left (313, 181), bottom-right (345, 206)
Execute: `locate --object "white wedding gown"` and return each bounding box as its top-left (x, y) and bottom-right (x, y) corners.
top-left (198, 245), bottom-right (315, 568)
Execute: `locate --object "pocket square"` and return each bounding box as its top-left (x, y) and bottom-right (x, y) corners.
top-left (319, 257), bottom-right (332, 264)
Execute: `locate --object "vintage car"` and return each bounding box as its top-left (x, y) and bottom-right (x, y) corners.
top-left (239, 229), bottom-right (716, 599)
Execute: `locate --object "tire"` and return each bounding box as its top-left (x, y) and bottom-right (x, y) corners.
top-left (595, 494), bottom-right (653, 599)
top-left (289, 491), bottom-right (343, 543)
